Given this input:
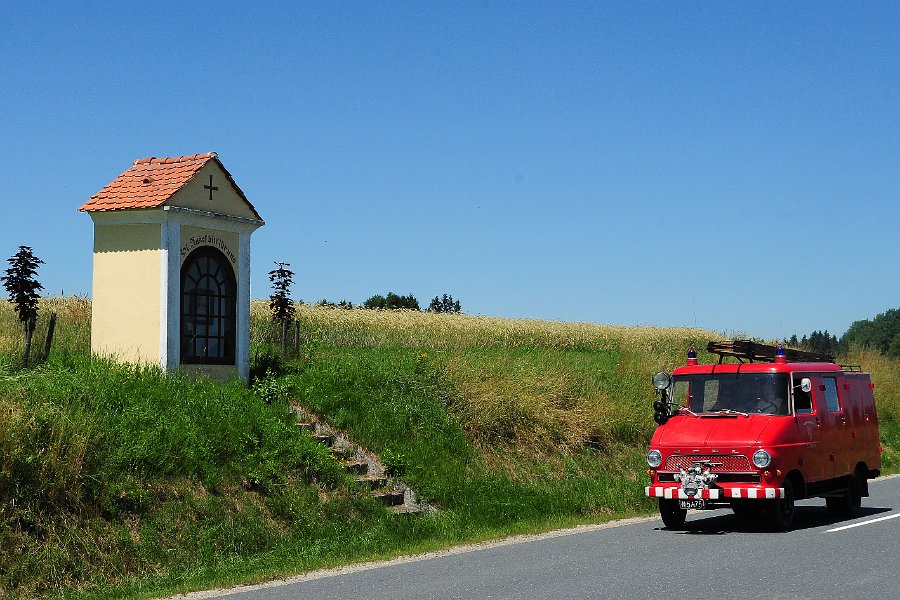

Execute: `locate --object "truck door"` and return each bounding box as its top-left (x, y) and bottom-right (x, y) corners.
top-left (817, 376), bottom-right (852, 479)
top-left (849, 374), bottom-right (880, 469)
top-left (792, 373), bottom-right (824, 483)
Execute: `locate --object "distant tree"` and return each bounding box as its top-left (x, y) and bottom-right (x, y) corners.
top-left (363, 294), bottom-right (386, 309)
top-left (889, 333), bottom-right (900, 359)
top-left (842, 308), bottom-right (900, 358)
top-left (364, 292), bottom-right (419, 310)
top-left (388, 292), bottom-right (419, 310)
top-left (268, 262), bottom-right (296, 324)
top-left (428, 293), bottom-right (462, 313)
top-left (797, 329), bottom-right (840, 357)
top-left (317, 299), bottom-right (353, 309)
top-left (1, 246), bottom-right (44, 366)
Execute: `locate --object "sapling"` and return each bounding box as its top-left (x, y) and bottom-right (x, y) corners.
top-left (1, 246), bottom-right (44, 366)
top-left (268, 261), bottom-right (296, 353)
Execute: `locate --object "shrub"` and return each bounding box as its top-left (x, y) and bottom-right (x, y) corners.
top-left (363, 292), bottom-right (419, 311)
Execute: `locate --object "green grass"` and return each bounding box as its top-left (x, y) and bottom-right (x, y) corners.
top-left (285, 347), bottom-right (656, 525)
top-left (1, 299), bottom-right (898, 599)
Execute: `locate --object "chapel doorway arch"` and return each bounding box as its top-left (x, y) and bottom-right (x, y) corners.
top-left (180, 247), bottom-right (237, 365)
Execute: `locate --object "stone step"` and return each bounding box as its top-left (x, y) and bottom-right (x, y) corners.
top-left (312, 433), bottom-right (334, 447)
top-left (290, 402), bottom-right (432, 515)
top-left (343, 460), bottom-right (369, 475)
top-left (388, 504), bottom-right (423, 515)
top-left (355, 474), bottom-right (387, 489)
top-left (372, 490), bottom-right (405, 507)
top-left (330, 445), bottom-right (355, 459)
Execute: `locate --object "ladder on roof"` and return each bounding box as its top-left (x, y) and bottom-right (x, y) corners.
top-left (706, 340), bottom-right (835, 364)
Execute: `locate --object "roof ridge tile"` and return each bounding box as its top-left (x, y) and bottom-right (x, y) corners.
top-left (80, 152), bottom-right (260, 221)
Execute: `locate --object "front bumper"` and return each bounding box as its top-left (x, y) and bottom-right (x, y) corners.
top-left (645, 485), bottom-right (784, 500)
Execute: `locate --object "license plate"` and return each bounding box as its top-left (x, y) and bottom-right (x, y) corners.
top-left (679, 498), bottom-right (706, 510)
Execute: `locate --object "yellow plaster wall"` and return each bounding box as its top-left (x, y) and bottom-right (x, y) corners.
top-left (169, 162), bottom-right (257, 220)
top-left (91, 223), bottom-right (162, 365)
top-left (179, 226), bottom-right (239, 268)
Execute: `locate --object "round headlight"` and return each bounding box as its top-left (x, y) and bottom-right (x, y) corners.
top-left (652, 372), bottom-right (671, 390)
top-left (647, 449), bottom-right (663, 468)
top-left (752, 449), bottom-right (772, 468)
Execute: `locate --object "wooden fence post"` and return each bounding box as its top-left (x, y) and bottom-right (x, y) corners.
top-left (42, 311), bottom-right (58, 362)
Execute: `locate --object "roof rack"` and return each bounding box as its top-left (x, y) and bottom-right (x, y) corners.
top-left (841, 364), bottom-right (863, 372)
top-left (706, 340), bottom-right (835, 364)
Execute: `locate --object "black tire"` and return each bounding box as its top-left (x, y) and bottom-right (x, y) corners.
top-left (769, 479), bottom-right (795, 531)
top-left (659, 498), bottom-right (687, 529)
top-left (826, 473), bottom-right (862, 518)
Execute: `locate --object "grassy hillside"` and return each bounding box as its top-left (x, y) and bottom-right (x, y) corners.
top-left (1, 299), bottom-right (898, 599)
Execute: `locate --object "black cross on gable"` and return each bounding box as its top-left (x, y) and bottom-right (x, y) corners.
top-left (204, 175), bottom-right (218, 201)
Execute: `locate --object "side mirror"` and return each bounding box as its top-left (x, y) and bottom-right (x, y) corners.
top-left (800, 378), bottom-right (812, 393)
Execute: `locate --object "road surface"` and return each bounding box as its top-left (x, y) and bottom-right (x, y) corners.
top-left (179, 475), bottom-right (900, 600)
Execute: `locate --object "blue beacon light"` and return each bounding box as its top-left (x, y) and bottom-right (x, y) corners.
top-left (687, 346), bottom-right (698, 365)
top-left (775, 345), bottom-right (787, 364)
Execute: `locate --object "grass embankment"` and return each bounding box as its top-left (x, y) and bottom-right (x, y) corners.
top-left (1, 299), bottom-right (898, 599)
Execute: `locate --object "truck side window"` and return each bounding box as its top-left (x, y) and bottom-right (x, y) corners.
top-left (823, 378), bottom-right (841, 412)
top-left (794, 387), bottom-right (813, 414)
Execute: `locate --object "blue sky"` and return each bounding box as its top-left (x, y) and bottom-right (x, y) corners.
top-left (1, 2), bottom-right (897, 340)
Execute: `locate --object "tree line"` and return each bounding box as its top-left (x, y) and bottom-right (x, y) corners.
top-left (787, 307), bottom-right (900, 359)
top-left (361, 292), bottom-right (462, 313)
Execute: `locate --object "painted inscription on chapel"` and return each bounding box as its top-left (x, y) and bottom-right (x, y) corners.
top-left (180, 234), bottom-right (237, 265)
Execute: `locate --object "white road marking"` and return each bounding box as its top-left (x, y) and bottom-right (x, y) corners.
top-left (826, 513), bottom-right (900, 532)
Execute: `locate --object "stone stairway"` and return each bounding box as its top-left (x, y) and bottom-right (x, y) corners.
top-left (289, 404), bottom-right (432, 515)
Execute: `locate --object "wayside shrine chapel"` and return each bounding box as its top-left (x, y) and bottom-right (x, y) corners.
top-left (79, 153), bottom-right (264, 381)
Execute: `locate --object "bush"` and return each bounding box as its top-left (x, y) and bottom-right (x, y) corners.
top-left (250, 348), bottom-right (287, 384)
top-left (363, 292), bottom-right (419, 310)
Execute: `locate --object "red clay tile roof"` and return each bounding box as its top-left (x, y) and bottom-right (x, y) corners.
top-left (79, 152), bottom-right (262, 220)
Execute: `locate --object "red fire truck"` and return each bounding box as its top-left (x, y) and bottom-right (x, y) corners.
top-left (645, 340), bottom-right (881, 531)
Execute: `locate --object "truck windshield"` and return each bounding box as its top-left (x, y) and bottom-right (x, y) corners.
top-left (672, 373), bottom-right (791, 416)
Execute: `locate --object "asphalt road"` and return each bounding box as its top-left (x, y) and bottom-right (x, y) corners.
top-left (186, 475), bottom-right (900, 600)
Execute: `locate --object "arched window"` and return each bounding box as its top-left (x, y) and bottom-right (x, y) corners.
top-left (180, 247), bottom-right (236, 365)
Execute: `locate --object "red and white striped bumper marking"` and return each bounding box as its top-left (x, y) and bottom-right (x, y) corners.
top-left (727, 487), bottom-right (783, 499)
top-left (645, 486), bottom-right (784, 500)
top-left (644, 487), bottom-right (720, 500)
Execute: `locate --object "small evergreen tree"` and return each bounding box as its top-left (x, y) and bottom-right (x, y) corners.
top-left (428, 293), bottom-right (462, 313)
top-left (1, 246), bottom-right (44, 366)
top-left (268, 262), bottom-right (296, 324)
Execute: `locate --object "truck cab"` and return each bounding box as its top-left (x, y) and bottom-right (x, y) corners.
top-left (645, 340), bottom-right (881, 531)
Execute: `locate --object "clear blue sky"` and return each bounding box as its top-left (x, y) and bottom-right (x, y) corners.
top-left (1, 2), bottom-right (897, 340)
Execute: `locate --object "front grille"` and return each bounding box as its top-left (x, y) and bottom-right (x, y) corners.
top-left (657, 472), bottom-right (759, 483)
top-left (664, 454), bottom-right (753, 472)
